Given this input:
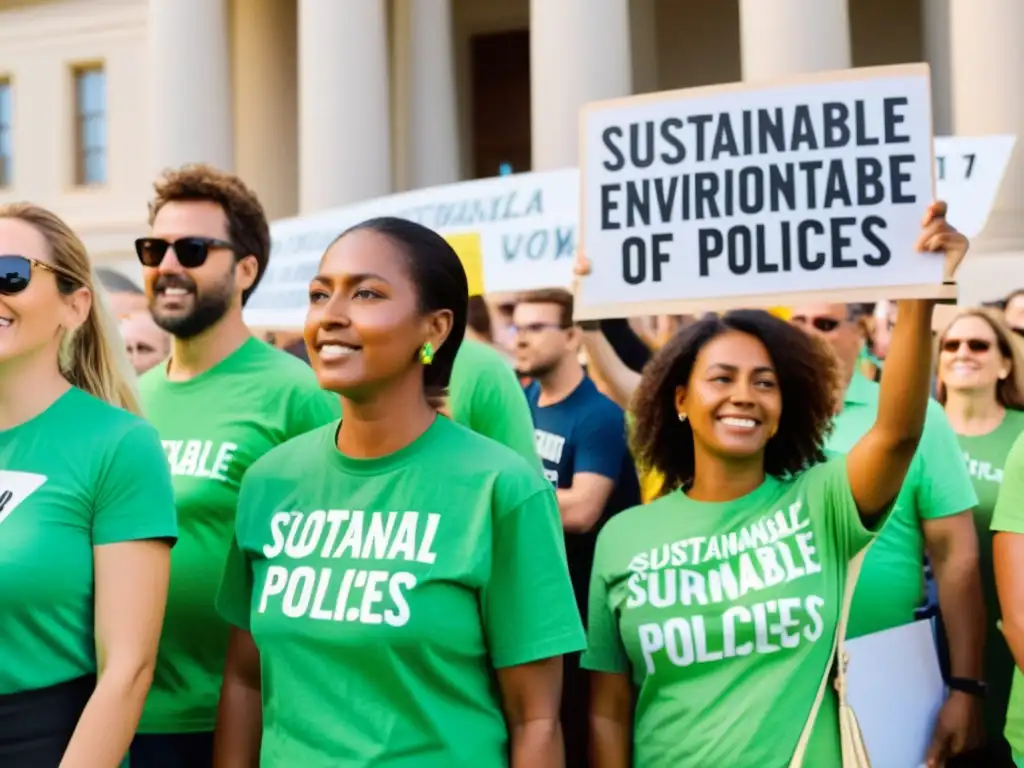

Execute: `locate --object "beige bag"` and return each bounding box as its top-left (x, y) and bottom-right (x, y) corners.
top-left (789, 546), bottom-right (872, 768)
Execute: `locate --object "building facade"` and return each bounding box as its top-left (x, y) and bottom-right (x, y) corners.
top-left (0, 0), bottom-right (1020, 300)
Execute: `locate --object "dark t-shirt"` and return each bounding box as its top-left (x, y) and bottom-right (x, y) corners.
top-left (524, 376), bottom-right (641, 614)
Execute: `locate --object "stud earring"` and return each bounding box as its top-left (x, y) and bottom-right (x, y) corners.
top-left (419, 342), bottom-right (435, 366)
top-left (677, 412), bottom-right (687, 422)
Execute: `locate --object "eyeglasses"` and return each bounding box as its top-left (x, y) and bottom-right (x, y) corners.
top-left (792, 316), bottom-right (841, 333)
top-left (0, 254), bottom-right (78, 296)
top-left (941, 338), bottom-right (992, 354)
top-left (510, 322), bottom-right (570, 335)
top-left (134, 237), bottom-right (236, 269)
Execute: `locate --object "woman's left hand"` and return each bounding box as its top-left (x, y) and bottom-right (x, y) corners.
top-left (915, 201), bottom-right (969, 280)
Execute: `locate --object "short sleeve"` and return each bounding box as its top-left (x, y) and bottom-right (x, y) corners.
top-left (810, 457), bottom-right (876, 560)
top-left (580, 532), bottom-right (630, 674)
top-left (93, 422), bottom-right (178, 546)
top-left (285, 385), bottom-right (342, 440)
top-left (913, 401), bottom-right (978, 520)
top-left (992, 432), bottom-right (1024, 534)
top-left (216, 472), bottom-right (259, 629)
top-left (482, 487), bottom-right (586, 668)
top-left (216, 532), bottom-right (253, 630)
top-left (452, 356), bottom-right (541, 473)
top-left (573, 404), bottom-right (628, 480)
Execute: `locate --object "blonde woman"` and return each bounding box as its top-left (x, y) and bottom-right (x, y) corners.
top-left (0, 204), bottom-right (177, 767)
top-left (937, 307), bottom-right (1024, 761)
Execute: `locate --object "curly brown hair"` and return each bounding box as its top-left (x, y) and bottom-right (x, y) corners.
top-left (630, 309), bottom-right (839, 495)
top-left (148, 163), bottom-right (270, 304)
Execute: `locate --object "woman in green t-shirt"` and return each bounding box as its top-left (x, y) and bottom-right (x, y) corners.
top-left (214, 217), bottom-right (585, 767)
top-left (582, 202), bottom-right (968, 767)
top-left (936, 307), bottom-right (1024, 759)
top-left (0, 204), bottom-right (178, 766)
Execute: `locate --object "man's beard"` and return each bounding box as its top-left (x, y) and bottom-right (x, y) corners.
top-left (151, 273), bottom-right (235, 340)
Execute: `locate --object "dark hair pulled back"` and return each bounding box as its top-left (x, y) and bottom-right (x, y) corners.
top-left (340, 217), bottom-right (468, 407)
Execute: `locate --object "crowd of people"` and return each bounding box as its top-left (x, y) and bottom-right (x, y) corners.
top-left (0, 159), bottom-right (1022, 768)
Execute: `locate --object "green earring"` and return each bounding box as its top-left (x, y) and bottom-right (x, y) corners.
top-left (419, 342), bottom-right (435, 365)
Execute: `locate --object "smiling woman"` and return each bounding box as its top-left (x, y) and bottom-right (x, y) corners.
top-left (0, 203), bottom-right (176, 767)
top-left (583, 202), bottom-right (969, 767)
top-left (214, 216), bottom-right (585, 768)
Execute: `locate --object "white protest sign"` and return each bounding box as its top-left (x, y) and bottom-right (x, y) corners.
top-left (575, 64), bottom-right (946, 321)
top-left (934, 135), bottom-right (1016, 238)
top-left (244, 169), bottom-right (578, 329)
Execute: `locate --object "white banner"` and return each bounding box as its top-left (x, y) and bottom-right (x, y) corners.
top-left (244, 169), bottom-right (577, 329)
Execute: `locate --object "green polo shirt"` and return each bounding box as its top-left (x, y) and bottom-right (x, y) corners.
top-left (826, 373), bottom-right (978, 638)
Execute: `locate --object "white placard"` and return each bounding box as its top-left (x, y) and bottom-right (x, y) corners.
top-left (934, 135), bottom-right (1016, 239)
top-left (479, 215), bottom-right (577, 294)
top-left (845, 619), bottom-right (945, 768)
top-left (575, 65), bottom-right (943, 320)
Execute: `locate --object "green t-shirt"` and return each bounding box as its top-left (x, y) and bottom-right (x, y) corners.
top-left (990, 430), bottom-right (1024, 753)
top-left (826, 373), bottom-right (978, 637)
top-left (583, 458), bottom-right (874, 767)
top-left (138, 338), bottom-right (341, 733)
top-left (958, 408), bottom-right (1024, 738)
top-left (448, 339), bottom-right (541, 472)
top-left (216, 416), bottom-right (585, 767)
top-left (0, 387), bottom-right (177, 694)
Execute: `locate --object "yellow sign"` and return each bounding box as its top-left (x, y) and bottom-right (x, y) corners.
top-left (443, 232), bottom-right (485, 297)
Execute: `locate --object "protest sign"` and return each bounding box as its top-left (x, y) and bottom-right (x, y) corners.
top-left (934, 135), bottom-right (1016, 238)
top-left (244, 169), bottom-right (577, 330)
top-left (574, 64), bottom-right (948, 321)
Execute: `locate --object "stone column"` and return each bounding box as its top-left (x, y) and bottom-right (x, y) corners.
top-left (298, 0), bottom-right (392, 213)
top-left (739, 0), bottom-right (851, 80)
top-left (148, 0), bottom-right (233, 172)
top-left (921, 0), bottom-right (953, 135)
top-left (397, 0), bottom-right (460, 188)
top-left (950, 0), bottom-right (1024, 255)
top-left (529, 0), bottom-right (632, 171)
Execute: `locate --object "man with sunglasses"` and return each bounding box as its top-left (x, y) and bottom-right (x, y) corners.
top-left (130, 164), bottom-right (340, 768)
top-left (792, 302), bottom-right (986, 765)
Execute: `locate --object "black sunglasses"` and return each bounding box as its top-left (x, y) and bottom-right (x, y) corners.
top-left (941, 338), bottom-right (992, 354)
top-left (134, 237), bottom-right (236, 269)
top-left (0, 254), bottom-right (77, 296)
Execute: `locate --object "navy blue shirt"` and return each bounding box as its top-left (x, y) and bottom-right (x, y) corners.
top-left (525, 376), bottom-right (640, 612)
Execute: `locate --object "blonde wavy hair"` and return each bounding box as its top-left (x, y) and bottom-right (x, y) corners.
top-left (0, 203), bottom-right (142, 415)
top-left (936, 306), bottom-right (1024, 410)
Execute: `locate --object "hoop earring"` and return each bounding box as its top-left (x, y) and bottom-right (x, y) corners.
top-left (419, 342), bottom-right (435, 366)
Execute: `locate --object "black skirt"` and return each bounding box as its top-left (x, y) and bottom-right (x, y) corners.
top-left (0, 675), bottom-right (95, 767)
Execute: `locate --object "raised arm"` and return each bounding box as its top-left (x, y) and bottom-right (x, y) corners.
top-left (846, 202), bottom-right (968, 520)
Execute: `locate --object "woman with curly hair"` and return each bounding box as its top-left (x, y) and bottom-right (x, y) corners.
top-left (581, 202), bottom-right (968, 767)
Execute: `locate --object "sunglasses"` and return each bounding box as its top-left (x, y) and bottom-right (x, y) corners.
top-left (792, 316), bottom-right (841, 333)
top-left (0, 254), bottom-right (77, 296)
top-left (941, 338), bottom-right (992, 354)
top-left (134, 237), bottom-right (236, 269)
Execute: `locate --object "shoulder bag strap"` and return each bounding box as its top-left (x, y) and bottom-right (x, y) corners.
top-left (789, 545), bottom-right (870, 767)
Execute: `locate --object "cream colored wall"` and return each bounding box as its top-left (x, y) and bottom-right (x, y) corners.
top-left (0, 0), bottom-right (149, 266)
